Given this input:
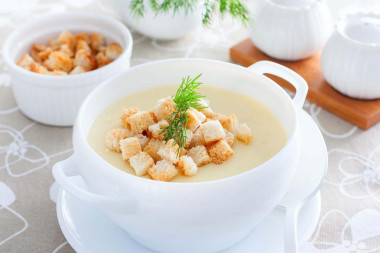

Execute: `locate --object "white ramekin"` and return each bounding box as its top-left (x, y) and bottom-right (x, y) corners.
top-left (2, 12), bottom-right (133, 126)
top-left (249, 0), bottom-right (333, 61)
top-left (321, 12), bottom-right (380, 99)
top-left (53, 59), bottom-right (308, 253)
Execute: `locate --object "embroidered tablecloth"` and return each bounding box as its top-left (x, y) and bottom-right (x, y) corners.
top-left (1, 0), bottom-right (380, 252)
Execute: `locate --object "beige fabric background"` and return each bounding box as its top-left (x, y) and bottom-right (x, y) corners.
top-left (1, 0), bottom-right (380, 252)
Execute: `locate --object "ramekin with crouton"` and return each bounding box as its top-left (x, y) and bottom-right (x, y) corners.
top-left (53, 59), bottom-right (308, 253)
top-left (2, 12), bottom-right (132, 126)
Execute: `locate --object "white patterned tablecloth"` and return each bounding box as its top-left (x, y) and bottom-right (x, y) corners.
top-left (1, 0), bottom-right (380, 252)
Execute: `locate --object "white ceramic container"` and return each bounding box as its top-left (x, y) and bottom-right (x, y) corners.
top-left (53, 59), bottom-right (308, 253)
top-left (249, 0), bottom-right (333, 61)
top-left (2, 12), bottom-right (133, 126)
top-left (321, 12), bottom-right (380, 100)
top-left (110, 0), bottom-right (203, 40)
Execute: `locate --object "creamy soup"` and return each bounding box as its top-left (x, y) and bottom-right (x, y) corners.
top-left (87, 85), bottom-right (287, 182)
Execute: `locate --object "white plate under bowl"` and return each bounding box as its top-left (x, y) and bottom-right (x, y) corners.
top-left (56, 110), bottom-right (327, 253)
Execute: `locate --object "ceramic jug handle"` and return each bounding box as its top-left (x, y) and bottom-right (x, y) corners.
top-left (248, 61), bottom-right (308, 111)
top-left (53, 155), bottom-right (138, 214)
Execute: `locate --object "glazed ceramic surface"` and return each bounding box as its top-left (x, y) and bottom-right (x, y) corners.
top-left (2, 12), bottom-right (133, 126)
top-left (53, 59), bottom-right (308, 253)
top-left (110, 0), bottom-right (203, 40)
top-left (321, 12), bottom-right (380, 99)
top-left (250, 0), bottom-right (333, 61)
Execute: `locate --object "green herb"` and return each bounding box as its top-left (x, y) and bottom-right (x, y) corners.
top-left (160, 74), bottom-right (207, 155)
top-left (130, 0), bottom-right (250, 25)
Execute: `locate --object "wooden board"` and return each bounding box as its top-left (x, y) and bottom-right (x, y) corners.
top-left (230, 38), bottom-right (380, 130)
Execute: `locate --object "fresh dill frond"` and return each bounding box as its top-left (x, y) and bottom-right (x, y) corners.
top-left (160, 74), bottom-right (207, 155)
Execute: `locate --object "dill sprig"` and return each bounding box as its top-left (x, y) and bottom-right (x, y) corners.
top-left (130, 0), bottom-right (250, 25)
top-left (160, 74), bottom-right (207, 155)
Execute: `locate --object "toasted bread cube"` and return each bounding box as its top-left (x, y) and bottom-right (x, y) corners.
top-left (236, 123), bottom-right (253, 144)
top-left (30, 62), bottom-right (49, 74)
top-left (120, 107), bottom-right (139, 129)
top-left (185, 129), bottom-right (193, 148)
top-left (153, 97), bottom-right (176, 121)
top-left (187, 145), bottom-right (211, 167)
top-left (208, 139), bottom-right (234, 164)
top-left (90, 33), bottom-right (106, 52)
top-left (76, 40), bottom-right (91, 54)
top-left (95, 51), bottom-right (110, 68)
top-left (158, 139), bottom-right (179, 164)
top-left (186, 108), bottom-right (206, 132)
top-left (44, 51), bottom-right (73, 72)
top-left (149, 109), bottom-right (158, 123)
top-left (37, 47), bottom-right (52, 62)
top-left (74, 49), bottom-right (96, 70)
top-left (105, 128), bottom-right (129, 152)
top-left (70, 65), bottom-right (90, 75)
top-left (143, 139), bottom-right (164, 162)
top-left (219, 114), bottom-right (239, 134)
top-left (31, 49), bottom-right (41, 62)
top-left (200, 120), bottom-right (225, 144)
top-left (59, 44), bottom-right (74, 57)
top-left (148, 120), bottom-right (169, 140)
top-left (75, 33), bottom-right (90, 44)
top-left (135, 134), bottom-right (150, 150)
top-left (189, 128), bottom-right (205, 148)
top-left (32, 43), bottom-right (47, 52)
top-left (49, 70), bottom-right (67, 76)
top-left (148, 159), bottom-right (178, 181)
top-left (129, 152), bottom-right (154, 176)
top-left (225, 130), bottom-right (234, 147)
top-left (125, 111), bottom-right (155, 135)
top-left (57, 30), bottom-right (75, 51)
top-left (17, 53), bottom-right (35, 70)
top-left (178, 155), bottom-right (198, 176)
top-left (105, 42), bottom-right (123, 61)
top-left (120, 137), bottom-right (141, 161)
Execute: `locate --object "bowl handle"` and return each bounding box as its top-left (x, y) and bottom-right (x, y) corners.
top-left (53, 155), bottom-right (139, 214)
top-left (248, 61), bottom-right (308, 111)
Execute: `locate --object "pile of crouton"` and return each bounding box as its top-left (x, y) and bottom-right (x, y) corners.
top-left (105, 97), bottom-right (253, 182)
top-left (17, 30), bottom-right (123, 76)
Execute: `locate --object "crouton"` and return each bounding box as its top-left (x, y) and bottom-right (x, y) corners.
top-left (149, 109), bottom-right (158, 123)
top-left (225, 130), bottom-right (234, 147)
top-left (148, 120), bottom-right (169, 140)
top-left (135, 134), bottom-right (150, 150)
top-left (105, 42), bottom-right (123, 61)
top-left (49, 70), bottom-right (67, 76)
top-left (185, 129), bottom-right (193, 148)
top-left (236, 123), bottom-right (253, 144)
top-left (105, 128), bottom-right (129, 152)
top-left (157, 139), bottom-right (179, 164)
top-left (125, 111), bottom-right (155, 135)
top-left (44, 51), bottom-right (73, 72)
top-left (57, 30), bottom-right (75, 51)
top-left (208, 139), bottom-right (234, 164)
top-left (37, 47), bottom-right (52, 62)
top-left (75, 33), bottom-right (90, 44)
top-left (69, 65), bottom-right (90, 75)
top-left (148, 159), bottom-right (178, 181)
top-left (189, 128), bottom-right (205, 148)
top-left (30, 62), bottom-right (49, 74)
top-left (186, 108), bottom-right (206, 132)
top-left (60, 44), bottom-right (74, 57)
top-left (129, 152), bottom-right (154, 176)
top-left (90, 33), bottom-right (106, 52)
top-left (120, 137), bottom-right (141, 160)
top-left (32, 43), bottom-right (47, 52)
top-left (48, 38), bottom-right (58, 48)
top-left (74, 49), bottom-right (96, 70)
top-left (120, 107), bottom-right (139, 129)
top-left (219, 114), bottom-right (239, 134)
top-left (17, 53), bottom-right (35, 70)
top-left (31, 49), bottom-right (41, 62)
top-left (178, 155), bottom-right (198, 176)
top-left (187, 145), bottom-right (211, 167)
top-left (200, 120), bottom-right (225, 144)
top-left (76, 40), bottom-right (91, 54)
top-left (153, 97), bottom-right (176, 121)
top-left (143, 139), bottom-right (164, 162)
top-left (95, 51), bottom-right (110, 68)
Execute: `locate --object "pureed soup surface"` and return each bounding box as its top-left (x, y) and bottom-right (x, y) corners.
top-left (87, 85), bottom-right (287, 182)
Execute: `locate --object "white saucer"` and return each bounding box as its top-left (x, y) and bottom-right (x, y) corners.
top-left (56, 110), bottom-right (327, 253)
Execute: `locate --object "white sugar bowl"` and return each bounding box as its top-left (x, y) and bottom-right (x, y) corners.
top-left (321, 12), bottom-right (380, 100)
top-left (249, 0), bottom-right (333, 61)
